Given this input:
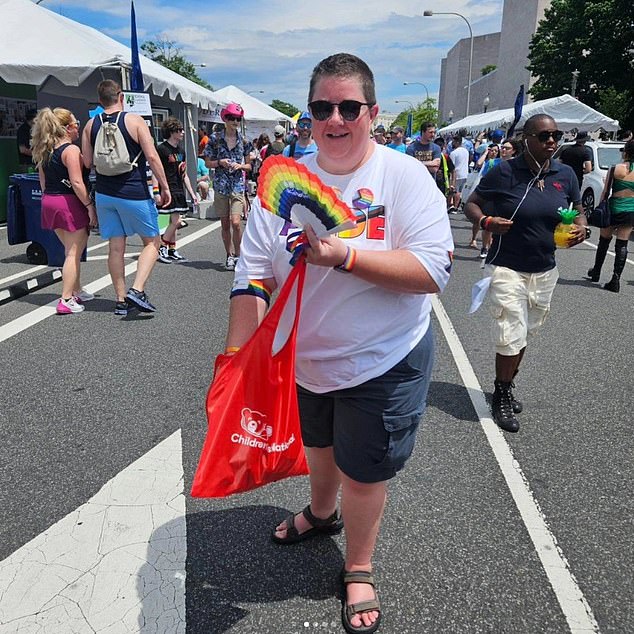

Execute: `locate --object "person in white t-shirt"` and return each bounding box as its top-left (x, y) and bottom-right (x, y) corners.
top-left (224, 53), bottom-right (453, 634)
top-left (449, 133), bottom-right (470, 210)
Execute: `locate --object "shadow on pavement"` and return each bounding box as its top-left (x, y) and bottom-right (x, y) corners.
top-left (426, 380), bottom-right (480, 423)
top-left (185, 505), bottom-right (344, 633)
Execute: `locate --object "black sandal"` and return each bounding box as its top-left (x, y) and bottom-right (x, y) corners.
top-left (271, 505), bottom-right (343, 545)
top-left (341, 569), bottom-right (382, 634)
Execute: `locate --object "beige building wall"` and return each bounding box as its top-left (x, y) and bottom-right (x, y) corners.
top-left (494, 0), bottom-right (552, 108)
top-left (438, 33), bottom-right (500, 122)
top-left (438, 0), bottom-right (553, 123)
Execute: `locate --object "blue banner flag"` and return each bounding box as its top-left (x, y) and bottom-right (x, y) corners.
top-left (130, 1), bottom-right (144, 91)
top-left (406, 112), bottom-right (413, 139)
top-left (506, 84), bottom-right (524, 139)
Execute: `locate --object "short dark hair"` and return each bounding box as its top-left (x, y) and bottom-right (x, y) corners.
top-left (97, 80), bottom-right (122, 107)
top-left (622, 139), bottom-right (634, 161)
top-left (434, 136), bottom-right (445, 147)
top-left (421, 121), bottom-right (436, 133)
top-left (523, 114), bottom-right (555, 135)
top-left (198, 125), bottom-right (207, 134)
top-left (308, 53), bottom-right (376, 105)
top-left (162, 116), bottom-right (184, 139)
top-left (452, 134), bottom-right (462, 145)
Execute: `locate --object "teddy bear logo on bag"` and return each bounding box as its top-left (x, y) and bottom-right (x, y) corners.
top-left (240, 408), bottom-right (273, 440)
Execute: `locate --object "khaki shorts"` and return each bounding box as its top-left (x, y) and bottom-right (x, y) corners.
top-left (488, 265), bottom-right (559, 356)
top-left (214, 192), bottom-right (245, 218)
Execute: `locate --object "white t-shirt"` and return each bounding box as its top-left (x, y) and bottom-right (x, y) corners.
top-left (450, 146), bottom-right (470, 180)
top-left (235, 144), bottom-right (454, 393)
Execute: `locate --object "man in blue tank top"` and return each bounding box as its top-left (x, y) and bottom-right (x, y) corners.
top-left (82, 80), bottom-right (171, 315)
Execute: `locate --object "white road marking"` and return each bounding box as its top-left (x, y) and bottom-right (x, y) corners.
top-left (432, 295), bottom-right (599, 633)
top-left (0, 241), bottom-right (109, 288)
top-left (0, 222), bottom-right (220, 345)
top-left (0, 430), bottom-right (185, 633)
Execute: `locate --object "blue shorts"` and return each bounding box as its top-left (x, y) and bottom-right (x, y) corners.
top-left (95, 193), bottom-right (159, 239)
top-left (297, 326), bottom-right (434, 483)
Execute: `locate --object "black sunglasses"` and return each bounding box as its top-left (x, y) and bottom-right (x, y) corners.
top-left (308, 100), bottom-right (375, 122)
top-left (528, 130), bottom-right (564, 142)
top-left (224, 115), bottom-right (242, 122)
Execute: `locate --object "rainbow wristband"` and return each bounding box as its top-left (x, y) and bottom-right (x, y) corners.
top-left (334, 246), bottom-right (356, 273)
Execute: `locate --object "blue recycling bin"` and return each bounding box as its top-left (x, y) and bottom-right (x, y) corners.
top-left (7, 174), bottom-right (87, 266)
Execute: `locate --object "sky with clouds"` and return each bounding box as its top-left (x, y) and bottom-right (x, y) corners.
top-left (38, 0), bottom-right (504, 115)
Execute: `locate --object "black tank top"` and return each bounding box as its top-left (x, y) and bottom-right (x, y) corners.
top-left (43, 144), bottom-right (78, 195)
top-left (90, 111), bottom-right (150, 200)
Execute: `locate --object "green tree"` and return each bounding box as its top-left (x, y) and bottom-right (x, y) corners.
top-left (481, 64), bottom-right (497, 76)
top-left (527, 0), bottom-right (634, 129)
top-left (141, 38), bottom-right (213, 91)
top-left (269, 99), bottom-right (300, 118)
top-left (393, 98), bottom-right (440, 135)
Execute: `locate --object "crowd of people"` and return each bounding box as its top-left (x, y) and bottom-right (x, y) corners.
top-left (13, 49), bottom-right (634, 633)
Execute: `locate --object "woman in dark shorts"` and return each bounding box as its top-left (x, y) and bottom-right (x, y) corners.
top-left (155, 117), bottom-right (198, 263)
top-left (587, 139), bottom-right (634, 292)
top-left (31, 108), bottom-right (97, 314)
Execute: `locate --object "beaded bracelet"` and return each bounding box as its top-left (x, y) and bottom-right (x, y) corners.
top-left (334, 246), bottom-right (356, 273)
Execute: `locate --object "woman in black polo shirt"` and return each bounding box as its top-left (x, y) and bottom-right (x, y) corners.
top-left (465, 114), bottom-right (588, 433)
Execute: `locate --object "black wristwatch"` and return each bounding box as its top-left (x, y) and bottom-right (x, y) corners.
top-left (585, 227), bottom-right (591, 240)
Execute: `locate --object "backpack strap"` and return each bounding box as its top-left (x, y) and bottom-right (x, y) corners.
top-left (289, 139), bottom-right (297, 158)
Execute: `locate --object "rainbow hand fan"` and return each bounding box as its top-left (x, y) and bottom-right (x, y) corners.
top-left (257, 155), bottom-right (357, 237)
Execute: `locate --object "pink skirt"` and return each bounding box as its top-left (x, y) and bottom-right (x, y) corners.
top-left (41, 193), bottom-right (89, 232)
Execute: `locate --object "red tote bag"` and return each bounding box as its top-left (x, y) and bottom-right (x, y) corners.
top-left (191, 258), bottom-right (310, 498)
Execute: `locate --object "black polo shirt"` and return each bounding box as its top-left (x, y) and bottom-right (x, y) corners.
top-left (475, 154), bottom-right (580, 273)
top-left (559, 143), bottom-right (592, 187)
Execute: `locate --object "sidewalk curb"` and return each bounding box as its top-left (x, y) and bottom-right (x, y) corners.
top-left (0, 268), bottom-right (62, 306)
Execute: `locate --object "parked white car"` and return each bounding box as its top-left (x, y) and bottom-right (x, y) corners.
top-left (553, 140), bottom-right (625, 212)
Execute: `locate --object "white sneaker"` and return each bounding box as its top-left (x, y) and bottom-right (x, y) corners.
top-left (225, 255), bottom-right (236, 271)
top-left (74, 289), bottom-right (94, 302)
top-left (157, 245), bottom-right (172, 264)
top-left (57, 297), bottom-right (85, 314)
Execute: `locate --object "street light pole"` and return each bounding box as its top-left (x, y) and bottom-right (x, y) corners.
top-left (403, 81), bottom-right (430, 104)
top-left (424, 10), bottom-right (473, 118)
top-left (395, 100), bottom-right (415, 111)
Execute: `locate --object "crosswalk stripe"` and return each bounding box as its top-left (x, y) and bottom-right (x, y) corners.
top-left (0, 430), bottom-right (185, 632)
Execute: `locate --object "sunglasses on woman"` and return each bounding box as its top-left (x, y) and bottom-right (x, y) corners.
top-left (224, 115), bottom-right (242, 122)
top-left (528, 130), bottom-right (564, 142)
top-left (308, 100), bottom-right (375, 122)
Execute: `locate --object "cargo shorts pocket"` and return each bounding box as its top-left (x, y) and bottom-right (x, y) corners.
top-left (378, 412), bottom-right (421, 470)
top-left (490, 304), bottom-right (511, 347)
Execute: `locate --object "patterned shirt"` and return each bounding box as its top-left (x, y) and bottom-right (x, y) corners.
top-left (204, 131), bottom-right (249, 195)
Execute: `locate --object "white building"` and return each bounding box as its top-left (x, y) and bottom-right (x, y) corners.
top-left (438, 0), bottom-right (552, 122)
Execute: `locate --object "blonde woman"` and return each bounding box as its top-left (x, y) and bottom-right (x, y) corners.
top-left (31, 108), bottom-right (97, 314)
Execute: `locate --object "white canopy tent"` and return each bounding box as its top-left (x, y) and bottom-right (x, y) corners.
top-left (0, 0), bottom-right (217, 110)
top-left (208, 85), bottom-right (294, 142)
top-left (439, 94), bottom-right (619, 135)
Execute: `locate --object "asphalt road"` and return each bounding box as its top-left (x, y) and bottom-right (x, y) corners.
top-left (0, 215), bottom-right (632, 634)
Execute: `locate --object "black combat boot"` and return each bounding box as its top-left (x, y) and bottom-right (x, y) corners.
top-left (604, 239), bottom-right (628, 293)
top-left (492, 380), bottom-right (520, 432)
top-left (587, 235), bottom-right (611, 282)
top-left (510, 370), bottom-right (523, 414)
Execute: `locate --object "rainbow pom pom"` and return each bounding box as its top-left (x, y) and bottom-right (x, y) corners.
top-left (257, 156), bottom-right (357, 237)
